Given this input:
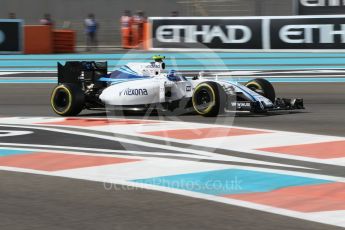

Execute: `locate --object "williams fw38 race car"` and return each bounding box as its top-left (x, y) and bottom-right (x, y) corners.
top-left (50, 55), bottom-right (304, 117)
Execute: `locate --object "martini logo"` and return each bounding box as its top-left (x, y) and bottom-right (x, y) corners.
top-left (0, 30), bottom-right (5, 45)
top-left (120, 88), bottom-right (148, 96)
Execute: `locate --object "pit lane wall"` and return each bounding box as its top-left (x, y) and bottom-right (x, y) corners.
top-left (0, 19), bottom-right (75, 54)
top-left (148, 15), bottom-right (345, 51)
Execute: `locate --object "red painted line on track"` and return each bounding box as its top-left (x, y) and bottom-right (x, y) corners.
top-left (258, 140), bottom-right (345, 159)
top-left (36, 118), bottom-right (158, 127)
top-left (224, 182), bottom-right (345, 212)
top-left (141, 127), bottom-right (269, 140)
top-left (0, 152), bottom-right (139, 171)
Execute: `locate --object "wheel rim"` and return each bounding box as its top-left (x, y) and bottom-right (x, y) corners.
top-left (247, 83), bottom-right (264, 95)
top-left (194, 87), bottom-right (214, 113)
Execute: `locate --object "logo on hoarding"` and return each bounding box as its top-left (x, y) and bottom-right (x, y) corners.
top-left (156, 25), bottom-right (252, 44)
top-left (279, 24), bottom-right (345, 44)
top-left (300, 0), bottom-right (345, 6)
top-left (0, 30), bottom-right (5, 45)
top-left (152, 16), bottom-right (345, 49)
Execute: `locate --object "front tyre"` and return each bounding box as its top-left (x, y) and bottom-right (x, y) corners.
top-left (50, 83), bottom-right (85, 116)
top-left (245, 78), bottom-right (276, 102)
top-left (192, 82), bottom-right (223, 117)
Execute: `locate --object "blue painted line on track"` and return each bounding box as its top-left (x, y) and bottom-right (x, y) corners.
top-left (2, 52), bottom-right (345, 60)
top-left (2, 66), bottom-right (345, 71)
top-left (1, 77), bottom-right (345, 83)
top-left (2, 58), bottom-right (345, 66)
top-left (132, 169), bottom-right (331, 195)
top-left (237, 77), bottom-right (345, 83)
top-left (1, 52), bottom-right (345, 69)
top-left (1, 52), bottom-right (345, 82)
top-left (0, 80), bottom-right (56, 83)
top-left (0, 149), bottom-right (33, 157)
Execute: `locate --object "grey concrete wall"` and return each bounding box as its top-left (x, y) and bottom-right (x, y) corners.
top-left (0, 0), bottom-right (182, 46)
top-left (0, 0), bottom-right (295, 46)
top-left (257, 0), bottom-right (295, 16)
top-left (179, 0), bottom-right (295, 16)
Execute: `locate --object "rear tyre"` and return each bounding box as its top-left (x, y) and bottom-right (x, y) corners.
top-left (245, 78), bottom-right (276, 102)
top-left (51, 83), bottom-right (85, 116)
top-left (192, 82), bottom-right (223, 117)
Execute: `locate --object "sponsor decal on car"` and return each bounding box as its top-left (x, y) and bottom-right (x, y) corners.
top-left (232, 102), bottom-right (251, 107)
top-left (146, 63), bottom-right (161, 68)
top-left (119, 88), bottom-right (148, 96)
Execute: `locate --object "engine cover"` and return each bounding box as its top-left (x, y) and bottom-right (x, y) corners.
top-left (99, 79), bottom-right (161, 106)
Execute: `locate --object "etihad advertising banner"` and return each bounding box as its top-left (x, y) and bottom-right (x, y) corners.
top-left (297, 0), bottom-right (345, 15)
top-left (149, 16), bottom-right (345, 50)
top-left (0, 19), bottom-right (23, 53)
top-left (151, 18), bottom-right (262, 49)
top-left (270, 17), bottom-right (345, 49)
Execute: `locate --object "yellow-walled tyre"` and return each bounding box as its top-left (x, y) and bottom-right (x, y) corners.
top-left (192, 82), bottom-right (223, 117)
top-left (50, 83), bottom-right (85, 116)
top-left (245, 78), bottom-right (276, 102)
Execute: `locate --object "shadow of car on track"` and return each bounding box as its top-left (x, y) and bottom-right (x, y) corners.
top-left (233, 110), bottom-right (308, 118)
top-left (75, 109), bottom-right (308, 119)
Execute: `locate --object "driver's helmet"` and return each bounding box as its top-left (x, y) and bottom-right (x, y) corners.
top-left (152, 55), bottom-right (165, 62)
top-left (167, 70), bottom-right (180, 81)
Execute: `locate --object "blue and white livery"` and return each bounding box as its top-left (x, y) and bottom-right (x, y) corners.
top-left (51, 56), bottom-right (304, 116)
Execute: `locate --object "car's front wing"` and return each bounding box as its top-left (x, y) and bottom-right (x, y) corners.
top-left (227, 98), bottom-right (304, 113)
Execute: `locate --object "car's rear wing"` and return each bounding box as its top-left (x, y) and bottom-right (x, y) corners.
top-left (57, 61), bottom-right (108, 87)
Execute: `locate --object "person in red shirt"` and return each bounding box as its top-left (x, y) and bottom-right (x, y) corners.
top-left (120, 10), bottom-right (132, 49)
top-left (132, 10), bottom-right (146, 49)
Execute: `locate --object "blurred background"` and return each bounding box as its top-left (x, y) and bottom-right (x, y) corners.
top-left (0, 0), bottom-right (296, 47)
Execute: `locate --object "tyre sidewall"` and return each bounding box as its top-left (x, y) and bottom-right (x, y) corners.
top-left (51, 83), bottom-right (84, 116)
top-left (192, 81), bottom-right (222, 117)
top-left (245, 78), bottom-right (276, 102)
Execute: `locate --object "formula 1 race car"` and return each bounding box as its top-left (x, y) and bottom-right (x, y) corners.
top-left (50, 55), bottom-right (304, 117)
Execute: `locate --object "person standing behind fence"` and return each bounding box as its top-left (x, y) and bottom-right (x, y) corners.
top-left (40, 14), bottom-right (54, 26)
top-left (8, 12), bottom-right (16, 19)
top-left (132, 11), bottom-right (146, 49)
top-left (121, 10), bottom-right (132, 49)
top-left (171, 11), bottom-right (179, 17)
top-left (84, 14), bottom-right (98, 51)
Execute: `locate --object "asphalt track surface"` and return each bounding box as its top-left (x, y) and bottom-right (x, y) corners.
top-left (1, 82), bottom-right (344, 136)
top-left (0, 82), bottom-right (345, 230)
